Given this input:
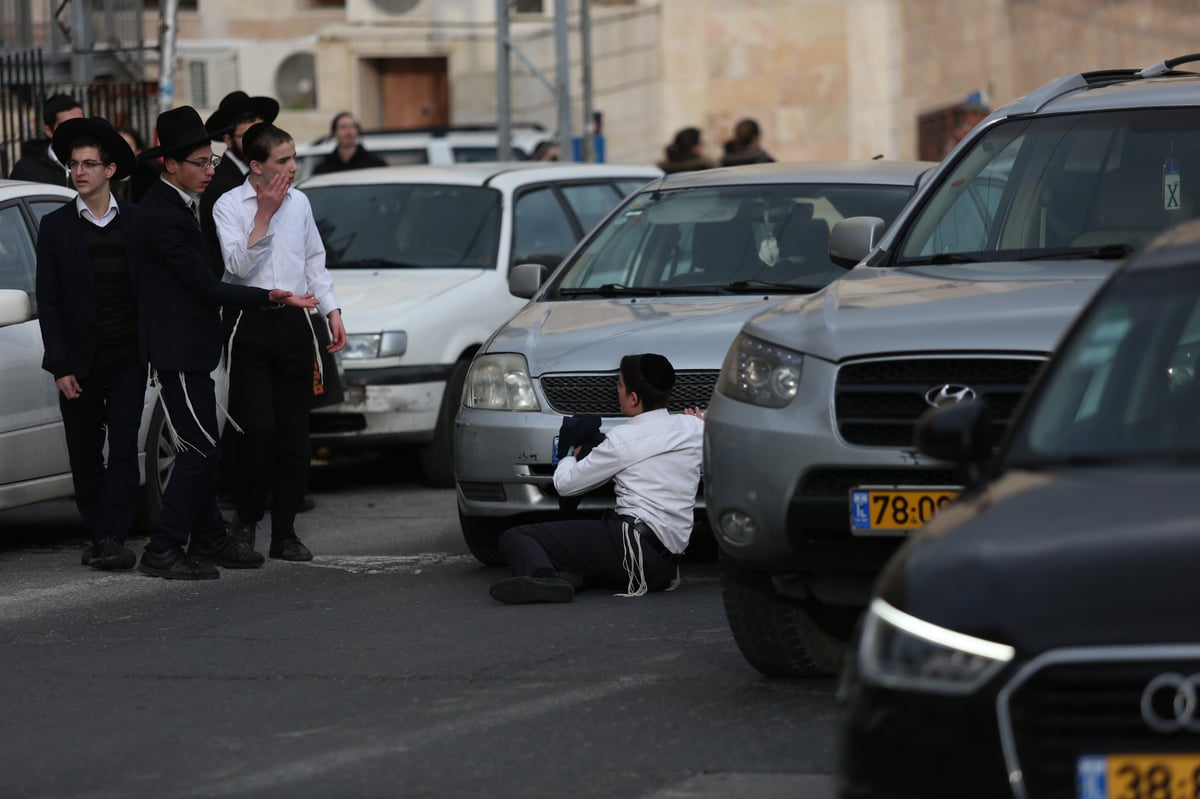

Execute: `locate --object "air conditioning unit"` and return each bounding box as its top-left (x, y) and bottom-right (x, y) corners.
top-left (345, 0), bottom-right (485, 25)
top-left (181, 52), bottom-right (238, 110)
top-left (275, 52), bottom-right (318, 110)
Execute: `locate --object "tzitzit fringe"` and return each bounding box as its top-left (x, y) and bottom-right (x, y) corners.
top-left (153, 370), bottom-right (201, 455)
top-left (303, 308), bottom-right (324, 388)
top-left (616, 517), bottom-right (683, 598)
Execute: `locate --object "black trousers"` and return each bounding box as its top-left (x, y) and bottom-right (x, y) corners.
top-left (225, 306), bottom-right (313, 540)
top-left (497, 515), bottom-right (678, 592)
top-left (58, 344), bottom-right (144, 544)
top-left (147, 369), bottom-right (225, 551)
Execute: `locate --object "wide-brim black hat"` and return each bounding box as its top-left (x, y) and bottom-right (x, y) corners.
top-left (142, 106), bottom-right (219, 159)
top-left (51, 117), bottom-right (137, 182)
top-left (204, 91), bottom-right (280, 141)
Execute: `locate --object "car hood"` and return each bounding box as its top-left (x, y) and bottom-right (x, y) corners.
top-left (330, 269), bottom-right (485, 332)
top-left (878, 467), bottom-right (1200, 655)
top-left (743, 261), bottom-right (1117, 361)
top-left (488, 296), bottom-right (786, 374)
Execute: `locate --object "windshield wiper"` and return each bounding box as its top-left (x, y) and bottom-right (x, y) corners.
top-left (1018, 244), bottom-right (1134, 261)
top-left (725, 279), bottom-right (826, 293)
top-left (332, 258), bottom-right (424, 269)
top-left (924, 252), bottom-right (985, 264)
top-left (559, 283), bottom-right (668, 297)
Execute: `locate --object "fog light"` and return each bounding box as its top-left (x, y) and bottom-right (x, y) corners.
top-left (718, 510), bottom-right (757, 545)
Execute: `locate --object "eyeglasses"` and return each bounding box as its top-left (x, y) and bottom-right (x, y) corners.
top-left (182, 156), bottom-right (222, 170)
top-left (66, 159), bottom-right (107, 172)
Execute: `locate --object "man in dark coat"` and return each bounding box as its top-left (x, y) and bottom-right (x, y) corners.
top-left (311, 112), bottom-right (385, 175)
top-left (198, 91), bottom-right (280, 276)
top-left (36, 117), bottom-right (144, 570)
top-left (10, 94), bottom-right (83, 186)
top-left (135, 105), bottom-right (317, 580)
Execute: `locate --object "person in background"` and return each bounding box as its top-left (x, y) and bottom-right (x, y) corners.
top-left (530, 139), bottom-right (560, 162)
top-left (10, 94), bottom-right (83, 186)
top-left (657, 127), bottom-right (714, 174)
top-left (214, 122), bottom-right (346, 563)
top-left (312, 112), bottom-right (386, 175)
top-left (135, 105), bottom-right (317, 580)
top-left (35, 117), bottom-right (144, 571)
top-left (116, 125), bottom-right (161, 202)
top-left (489, 353), bottom-right (705, 604)
top-left (719, 118), bottom-right (775, 166)
top-left (200, 91), bottom-right (281, 277)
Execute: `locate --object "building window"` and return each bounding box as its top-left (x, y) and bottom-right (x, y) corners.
top-left (188, 60), bottom-right (208, 108)
top-left (514, 0), bottom-right (543, 13)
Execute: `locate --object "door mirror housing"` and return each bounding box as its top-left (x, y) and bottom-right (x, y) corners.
top-left (0, 289), bottom-right (32, 328)
top-left (829, 216), bottom-right (886, 268)
top-left (508, 263), bottom-right (552, 299)
top-left (914, 400), bottom-right (995, 469)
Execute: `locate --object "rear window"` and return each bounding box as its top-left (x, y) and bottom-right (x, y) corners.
top-left (306, 183), bottom-right (502, 269)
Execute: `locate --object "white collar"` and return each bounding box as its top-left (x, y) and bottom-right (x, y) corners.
top-left (160, 174), bottom-right (199, 207)
top-left (224, 150), bottom-right (249, 175)
top-left (75, 192), bottom-right (119, 219)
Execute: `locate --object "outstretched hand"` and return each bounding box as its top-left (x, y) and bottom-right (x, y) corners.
top-left (683, 406), bottom-right (706, 420)
top-left (267, 289), bottom-right (319, 309)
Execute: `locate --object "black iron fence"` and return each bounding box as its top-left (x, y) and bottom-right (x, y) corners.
top-left (1, 49), bottom-right (156, 178)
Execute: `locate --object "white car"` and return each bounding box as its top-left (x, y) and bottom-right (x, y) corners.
top-left (0, 180), bottom-right (172, 530)
top-left (299, 161), bottom-right (662, 486)
top-left (295, 125), bottom-right (553, 180)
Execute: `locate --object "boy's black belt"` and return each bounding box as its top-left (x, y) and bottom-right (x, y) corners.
top-left (620, 516), bottom-right (684, 564)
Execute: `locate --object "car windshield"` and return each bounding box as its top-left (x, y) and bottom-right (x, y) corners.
top-left (1007, 266), bottom-right (1200, 466)
top-left (306, 183), bottom-right (502, 269)
top-left (546, 182), bottom-right (914, 297)
top-left (898, 109), bottom-right (1200, 264)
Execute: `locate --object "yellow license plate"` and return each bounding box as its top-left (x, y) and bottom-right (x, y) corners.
top-left (849, 486), bottom-right (958, 533)
top-left (1078, 753), bottom-right (1200, 798)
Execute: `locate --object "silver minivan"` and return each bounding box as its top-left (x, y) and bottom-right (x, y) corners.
top-left (453, 161), bottom-right (933, 563)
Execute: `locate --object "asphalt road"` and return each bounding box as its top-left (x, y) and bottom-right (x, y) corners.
top-left (0, 454), bottom-right (838, 799)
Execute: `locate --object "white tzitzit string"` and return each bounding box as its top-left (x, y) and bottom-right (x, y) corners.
top-left (303, 308), bottom-right (324, 388)
top-left (217, 309), bottom-right (245, 434)
top-left (180, 372), bottom-right (216, 449)
top-left (154, 369), bottom-right (199, 454)
top-left (616, 518), bottom-right (649, 598)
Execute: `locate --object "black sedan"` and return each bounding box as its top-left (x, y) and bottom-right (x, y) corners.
top-left (837, 219), bottom-right (1200, 799)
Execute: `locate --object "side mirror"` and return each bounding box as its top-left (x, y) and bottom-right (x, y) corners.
top-left (508, 262), bottom-right (552, 299)
top-left (0, 289), bottom-right (32, 328)
top-left (829, 216), bottom-right (886, 268)
top-left (914, 400), bottom-right (994, 473)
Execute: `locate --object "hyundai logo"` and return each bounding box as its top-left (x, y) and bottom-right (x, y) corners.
top-left (923, 384), bottom-right (978, 408)
top-left (1141, 673), bottom-right (1200, 733)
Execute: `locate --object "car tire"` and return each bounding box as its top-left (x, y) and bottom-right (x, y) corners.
top-left (132, 401), bottom-right (174, 536)
top-left (458, 508), bottom-right (507, 566)
top-left (419, 360), bottom-right (470, 488)
top-left (718, 554), bottom-right (847, 678)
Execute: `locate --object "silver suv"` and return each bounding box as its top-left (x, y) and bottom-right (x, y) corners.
top-left (453, 161), bottom-right (932, 564)
top-left (705, 54), bottom-right (1200, 677)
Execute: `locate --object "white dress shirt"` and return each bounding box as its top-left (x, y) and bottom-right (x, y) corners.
top-left (211, 181), bottom-right (339, 316)
top-left (553, 408), bottom-right (704, 554)
top-left (75, 193), bottom-right (119, 228)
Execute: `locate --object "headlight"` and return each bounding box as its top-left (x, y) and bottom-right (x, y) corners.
top-left (341, 331), bottom-right (407, 360)
top-left (464, 353), bottom-right (539, 410)
top-left (858, 599), bottom-right (1014, 695)
top-left (717, 333), bottom-right (803, 407)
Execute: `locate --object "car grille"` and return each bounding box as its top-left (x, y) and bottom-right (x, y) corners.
top-left (1004, 657), bottom-right (1200, 799)
top-left (835, 357), bottom-right (1045, 447)
top-left (540, 371), bottom-right (719, 416)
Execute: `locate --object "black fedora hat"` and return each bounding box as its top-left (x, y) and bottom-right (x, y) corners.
top-left (142, 106), bottom-right (217, 159)
top-left (205, 91), bottom-right (280, 141)
top-left (51, 117), bottom-right (136, 182)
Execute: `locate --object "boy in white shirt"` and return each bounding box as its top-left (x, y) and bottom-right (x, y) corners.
top-left (490, 353), bottom-right (705, 604)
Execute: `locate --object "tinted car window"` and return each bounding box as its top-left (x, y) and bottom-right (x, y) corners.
top-left (512, 187), bottom-right (577, 267)
top-left (28, 199), bottom-right (69, 226)
top-left (453, 147), bottom-right (529, 162)
top-left (900, 109), bottom-right (1200, 261)
top-left (550, 182), bottom-right (914, 294)
top-left (560, 183), bottom-right (622, 233)
top-left (0, 204), bottom-right (37, 301)
top-left (1010, 267), bottom-right (1200, 462)
top-left (307, 183), bottom-right (501, 269)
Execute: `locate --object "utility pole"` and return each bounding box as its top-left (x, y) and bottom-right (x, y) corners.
top-left (158, 0), bottom-right (179, 114)
top-left (496, 0), bottom-right (512, 161)
top-left (580, 0), bottom-right (594, 162)
top-left (553, 0), bottom-right (571, 159)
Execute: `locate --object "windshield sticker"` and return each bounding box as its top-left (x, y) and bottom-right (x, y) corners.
top-left (1164, 157), bottom-right (1182, 210)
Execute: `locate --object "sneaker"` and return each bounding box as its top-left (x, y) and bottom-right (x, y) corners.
top-left (81, 543), bottom-right (98, 567)
top-left (269, 537), bottom-right (313, 562)
top-left (91, 538), bottom-right (136, 571)
top-left (137, 546), bottom-right (220, 580)
top-left (188, 535), bottom-right (265, 569)
top-left (489, 576), bottom-right (575, 605)
top-left (229, 516), bottom-right (257, 551)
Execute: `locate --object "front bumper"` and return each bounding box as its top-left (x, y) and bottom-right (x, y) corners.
top-left (311, 364), bottom-right (452, 444)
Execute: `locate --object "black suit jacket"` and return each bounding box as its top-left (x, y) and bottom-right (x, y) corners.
top-left (35, 197), bottom-right (148, 379)
top-left (139, 178), bottom-right (271, 373)
top-left (198, 157), bottom-right (247, 276)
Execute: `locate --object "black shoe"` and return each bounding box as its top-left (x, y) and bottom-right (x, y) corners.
top-left (81, 543), bottom-right (98, 567)
top-left (489, 576), bottom-right (575, 605)
top-left (91, 538), bottom-right (136, 571)
top-left (269, 537), bottom-right (313, 562)
top-left (299, 497), bottom-right (317, 513)
top-left (137, 547), bottom-right (220, 580)
top-left (188, 535), bottom-right (265, 569)
top-left (229, 517), bottom-right (257, 551)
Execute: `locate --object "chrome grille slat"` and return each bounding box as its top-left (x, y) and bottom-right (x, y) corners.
top-left (540, 371), bottom-right (719, 416)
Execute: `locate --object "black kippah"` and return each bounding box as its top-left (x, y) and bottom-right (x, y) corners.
top-left (639, 353), bottom-right (675, 392)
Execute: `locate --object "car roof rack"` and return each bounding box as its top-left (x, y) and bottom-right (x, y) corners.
top-left (1138, 52), bottom-right (1200, 78)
